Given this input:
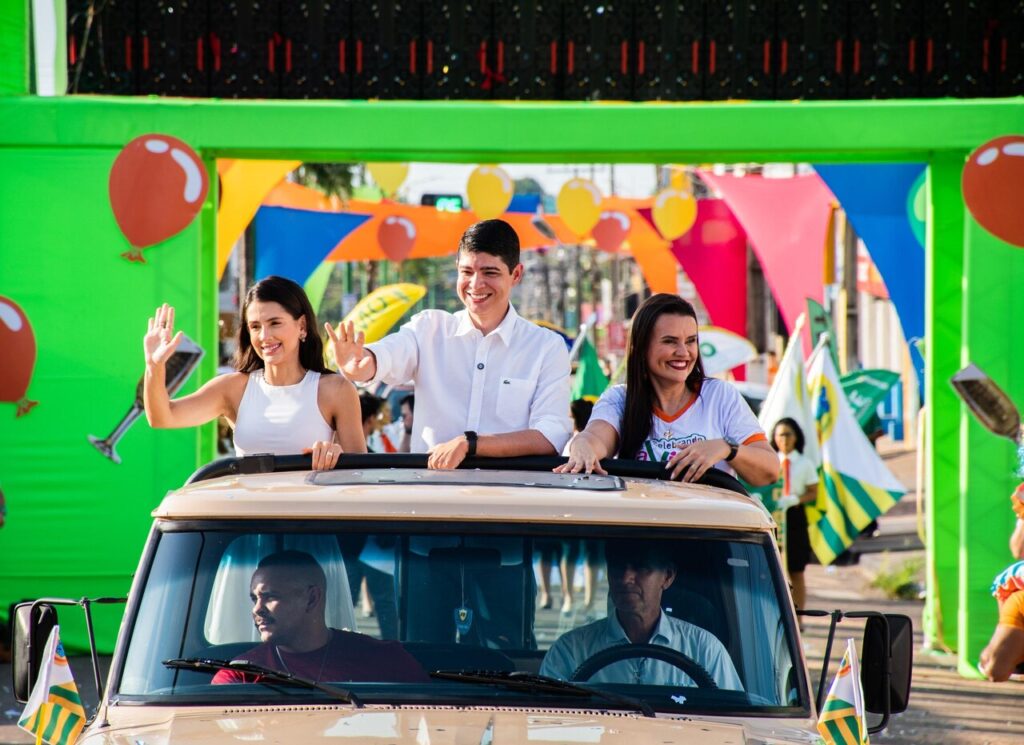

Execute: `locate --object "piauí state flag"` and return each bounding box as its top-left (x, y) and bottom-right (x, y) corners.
top-left (758, 313), bottom-right (820, 469)
top-left (572, 337), bottom-right (609, 401)
top-left (18, 625), bottom-right (86, 745)
top-left (806, 342), bottom-right (905, 565)
top-left (817, 638), bottom-right (869, 745)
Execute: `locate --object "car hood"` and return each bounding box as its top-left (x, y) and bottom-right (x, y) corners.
top-left (85, 705), bottom-right (821, 745)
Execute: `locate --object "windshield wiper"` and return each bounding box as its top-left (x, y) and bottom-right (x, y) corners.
top-left (163, 657), bottom-right (362, 707)
top-left (429, 670), bottom-right (655, 717)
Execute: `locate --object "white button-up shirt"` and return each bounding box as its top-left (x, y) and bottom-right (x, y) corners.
top-left (366, 304), bottom-right (572, 453)
top-left (539, 611), bottom-right (743, 690)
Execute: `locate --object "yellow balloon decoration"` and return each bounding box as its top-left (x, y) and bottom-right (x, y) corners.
top-left (367, 162), bottom-right (410, 196)
top-left (556, 178), bottom-right (603, 237)
top-left (467, 165), bottom-right (514, 219)
top-left (652, 187), bottom-right (698, 240)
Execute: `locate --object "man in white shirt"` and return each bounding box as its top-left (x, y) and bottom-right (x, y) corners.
top-left (540, 541), bottom-right (743, 690)
top-left (328, 219), bottom-right (572, 469)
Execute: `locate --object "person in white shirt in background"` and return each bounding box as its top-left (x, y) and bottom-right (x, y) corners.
top-left (328, 219), bottom-right (572, 468)
top-left (396, 394), bottom-right (414, 453)
top-left (770, 417), bottom-right (819, 612)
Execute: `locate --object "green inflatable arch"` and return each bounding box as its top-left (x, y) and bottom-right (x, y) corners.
top-left (1, 24), bottom-right (1023, 678)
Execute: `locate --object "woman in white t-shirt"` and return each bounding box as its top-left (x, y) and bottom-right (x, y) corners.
top-left (556, 294), bottom-right (778, 486)
top-left (771, 417), bottom-right (819, 611)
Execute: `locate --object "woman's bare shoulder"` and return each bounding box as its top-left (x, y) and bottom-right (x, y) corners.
top-left (215, 371), bottom-right (250, 387)
top-left (317, 370), bottom-right (357, 394)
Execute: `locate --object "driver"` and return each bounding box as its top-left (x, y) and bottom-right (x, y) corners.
top-left (539, 542), bottom-right (743, 689)
top-left (212, 550), bottom-right (428, 684)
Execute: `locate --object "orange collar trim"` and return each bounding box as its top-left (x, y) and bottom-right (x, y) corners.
top-left (653, 393), bottom-right (699, 423)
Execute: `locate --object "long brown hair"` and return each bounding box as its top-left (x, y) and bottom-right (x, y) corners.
top-left (235, 276), bottom-right (331, 375)
top-left (618, 294), bottom-right (705, 459)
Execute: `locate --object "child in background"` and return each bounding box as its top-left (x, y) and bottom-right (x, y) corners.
top-left (771, 418), bottom-right (818, 611)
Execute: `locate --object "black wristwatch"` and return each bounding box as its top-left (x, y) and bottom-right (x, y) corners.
top-left (464, 430), bottom-right (478, 457)
top-left (724, 438), bottom-right (739, 462)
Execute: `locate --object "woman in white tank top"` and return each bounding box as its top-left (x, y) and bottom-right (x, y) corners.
top-left (143, 275), bottom-right (365, 469)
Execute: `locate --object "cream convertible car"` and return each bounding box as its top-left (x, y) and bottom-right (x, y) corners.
top-left (14, 454), bottom-right (911, 744)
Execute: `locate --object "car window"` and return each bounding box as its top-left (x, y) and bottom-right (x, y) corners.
top-left (118, 522), bottom-right (805, 714)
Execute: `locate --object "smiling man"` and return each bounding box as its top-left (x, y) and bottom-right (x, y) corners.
top-left (212, 550), bottom-right (426, 684)
top-left (329, 219), bottom-right (572, 469)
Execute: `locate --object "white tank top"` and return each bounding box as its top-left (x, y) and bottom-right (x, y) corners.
top-left (233, 370), bottom-right (334, 456)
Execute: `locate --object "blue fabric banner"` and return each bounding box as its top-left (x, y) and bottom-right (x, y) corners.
top-left (814, 164), bottom-right (926, 393)
top-left (254, 206), bottom-right (371, 285)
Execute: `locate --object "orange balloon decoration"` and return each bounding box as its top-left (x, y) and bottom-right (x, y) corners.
top-left (962, 135), bottom-right (1024, 248)
top-left (378, 215), bottom-right (417, 262)
top-left (651, 187), bottom-right (698, 240)
top-left (556, 178), bottom-right (603, 237)
top-left (591, 210), bottom-right (631, 251)
top-left (0, 296), bottom-right (38, 417)
top-left (109, 134), bottom-right (209, 263)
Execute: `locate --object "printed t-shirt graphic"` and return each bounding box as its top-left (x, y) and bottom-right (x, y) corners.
top-left (591, 380), bottom-right (766, 468)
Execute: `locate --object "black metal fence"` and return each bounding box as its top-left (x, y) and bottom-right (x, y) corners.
top-left (66, 0), bottom-right (1024, 100)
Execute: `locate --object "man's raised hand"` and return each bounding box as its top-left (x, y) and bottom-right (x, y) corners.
top-left (145, 303), bottom-right (183, 367)
top-left (325, 321), bottom-right (376, 381)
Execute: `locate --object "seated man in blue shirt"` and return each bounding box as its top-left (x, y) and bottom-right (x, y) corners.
top-left (540, 542), bottom-right (743, 690)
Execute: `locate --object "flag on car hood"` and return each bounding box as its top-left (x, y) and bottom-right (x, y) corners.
top-left (817, 638), bottom-right (869, 744)
top-left (18, 625), bottom-right (86, 745)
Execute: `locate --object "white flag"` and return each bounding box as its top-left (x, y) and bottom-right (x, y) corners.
top-left (758, 314), bottom-right (819, 467)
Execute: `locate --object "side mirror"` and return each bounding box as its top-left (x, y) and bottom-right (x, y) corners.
top-left (12, 602), bottom-right (58, 703)
top-left (861, 613), bottom-right (913, 715)
top-left (950, 363), bottom-right (1022, 443)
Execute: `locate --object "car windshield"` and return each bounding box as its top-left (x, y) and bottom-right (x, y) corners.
top-left (117, 521), bottom-right (807, 715)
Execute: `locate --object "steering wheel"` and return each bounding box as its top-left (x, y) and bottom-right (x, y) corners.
top-left (569, 643), bottom-right (719, 689)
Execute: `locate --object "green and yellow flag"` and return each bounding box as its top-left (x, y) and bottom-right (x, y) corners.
top-left (18, 626), bottom-right (86, 745)
top-left (817, 639), bottom-right (869, 745)
top-left (806, 342), bottom-right (905, 565)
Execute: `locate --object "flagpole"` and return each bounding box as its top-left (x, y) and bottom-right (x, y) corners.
top-left (568, 312), bottom-right (599, 364)
top-left (568, 324), bottom-right (589, 364)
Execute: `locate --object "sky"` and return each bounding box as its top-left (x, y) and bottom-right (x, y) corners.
top-left (398, 162), bottom-right (659, 205)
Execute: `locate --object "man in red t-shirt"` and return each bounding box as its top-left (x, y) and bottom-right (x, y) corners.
top-left (212, 550), bottom-right (427, 685)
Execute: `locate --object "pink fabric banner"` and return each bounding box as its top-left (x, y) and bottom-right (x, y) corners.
top-left (664, 199), bottom-right (748, 339)
top-left (699, 172), bottom-right (831, 339)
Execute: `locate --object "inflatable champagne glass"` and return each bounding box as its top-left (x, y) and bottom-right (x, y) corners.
top-left (89, 334), bottom-right (204, 464)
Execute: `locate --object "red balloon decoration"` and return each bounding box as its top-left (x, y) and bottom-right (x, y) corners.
top-left (378, 215), bottom-right (417, 262)
top-left (0, 296), bottom-right (38, 417)
top-left (591, 210), bottom-right (631, 252)
top-left (109, 134), bottom-right (210, 263)
top-left (962, 135), bottom-right (1024, 248)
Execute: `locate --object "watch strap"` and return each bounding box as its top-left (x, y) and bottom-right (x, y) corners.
top-left (464, 430), bottom-right (478, 457)
top-left (725, 439), bottom-right (739, 462)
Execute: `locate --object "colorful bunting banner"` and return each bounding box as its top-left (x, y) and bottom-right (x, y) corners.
top-left (254, 206), bottom-right (371, 285)
top-left (814, 163), bottom-right (926, 390)
top-left (700, 171), bottom-right (831, 346)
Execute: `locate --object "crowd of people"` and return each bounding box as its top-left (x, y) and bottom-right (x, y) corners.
top-left (139, 217), bottom-right (790, 675)
top-left (144, 218), bottom-right (780, 493)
